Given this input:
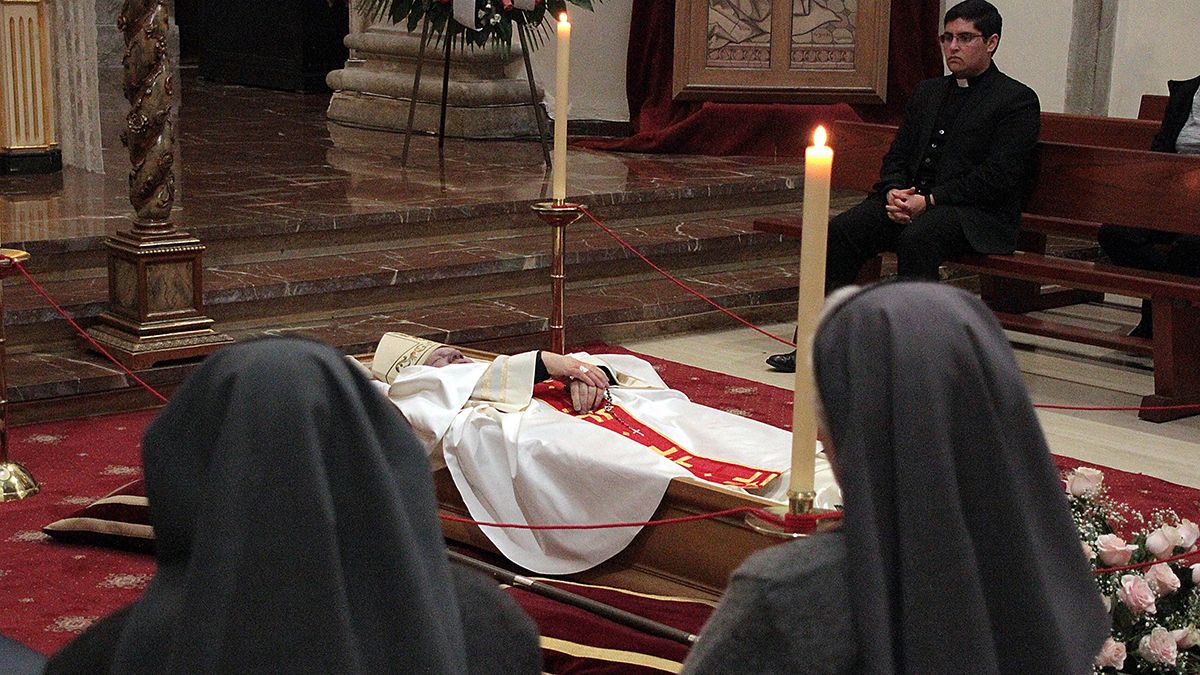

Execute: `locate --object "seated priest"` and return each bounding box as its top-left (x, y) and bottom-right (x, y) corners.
top-left (364, 333), bottom-right (841, 575)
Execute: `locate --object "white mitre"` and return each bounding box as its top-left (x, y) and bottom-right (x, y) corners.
top-left (371, 332), bottom-right (446, 383)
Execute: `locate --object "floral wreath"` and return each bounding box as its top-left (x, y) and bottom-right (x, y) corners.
top-left (357, 0), bottom-right (598, 50)
top-left (1063, 467), bottom-right (1200, 672)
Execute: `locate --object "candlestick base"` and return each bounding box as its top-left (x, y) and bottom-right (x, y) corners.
top-left (532, 201), bottom-right (587, 354)
top-left (744, 492), bottom-right (842, 539)
top-left (0, 460), bottom-right (39, 501)
top-left (0, 248), bottom-right (31, 269)
top-left (531, 200), bottom-right (586, 228)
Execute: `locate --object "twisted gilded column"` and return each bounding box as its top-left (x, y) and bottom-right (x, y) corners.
top-left (86, 0), bottom-right (231, 369)
top-left (120, 0), bottom-right (175, 228)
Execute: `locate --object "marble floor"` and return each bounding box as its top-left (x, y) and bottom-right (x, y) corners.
top-left (625, 314), bottom-right (1200, 490)
top-left (0, 69), bottom-right (825, 420)
top-left (0, 69), bottom-right (814, 255)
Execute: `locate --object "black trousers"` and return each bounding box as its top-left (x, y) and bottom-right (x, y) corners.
top-left (1098, 225), bottom-right (1200, 327)
top-left (1098, 225), bottom-right (1200, 277)
top-left (825, 194), bottom-right (975, 291)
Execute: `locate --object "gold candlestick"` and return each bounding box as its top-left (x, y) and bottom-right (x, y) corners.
top-left (531, 201), bottom-right (585, 354)
top-left (0, 249), bottom-right (38, 501)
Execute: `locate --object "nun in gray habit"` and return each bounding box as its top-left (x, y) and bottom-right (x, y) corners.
top-left (683, 282), bottom-right (1109, 675)
top-left (45, 338), bottom-right (539, 674)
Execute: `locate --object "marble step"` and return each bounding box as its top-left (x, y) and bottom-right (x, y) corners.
top-left (7, 257), bottom-right (801, 423)
top-left (8, 174), bottom-right (815, 277)
top-left (1, 213), bottom-right (800, 343)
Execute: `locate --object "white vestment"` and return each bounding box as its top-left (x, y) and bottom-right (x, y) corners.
top-left (372, 351), bottom-right (839, 574)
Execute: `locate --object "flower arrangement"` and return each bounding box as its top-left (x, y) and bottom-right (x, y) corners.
top-left (356, 0), bottom-right (597, 50)
top-left (1064, 466), bottom-right (1200, 673)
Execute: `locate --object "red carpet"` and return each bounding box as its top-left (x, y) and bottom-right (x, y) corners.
top-left (2, 347), bottom-right (1198, 657)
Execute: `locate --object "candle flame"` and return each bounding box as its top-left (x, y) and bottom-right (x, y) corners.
top-left (813, 126), bottom-right (827, 148)
top-left (558, 12), bottom-right (569, 25)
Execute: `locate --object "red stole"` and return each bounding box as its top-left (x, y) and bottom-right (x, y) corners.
top-left (533, 382), bottom-right (779, 489)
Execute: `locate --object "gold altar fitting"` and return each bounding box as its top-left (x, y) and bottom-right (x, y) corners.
top-left (0, 248), bottom-right (38, 501)
top-left (743, 491), bottom-right (841, 539)
top-left (789, 490), bottom-right (815, 515)
top-left (531, 200), bottom-right (586, 354)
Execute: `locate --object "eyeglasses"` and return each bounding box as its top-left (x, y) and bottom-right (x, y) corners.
top-left (939, 32), bottom-right (984, 45)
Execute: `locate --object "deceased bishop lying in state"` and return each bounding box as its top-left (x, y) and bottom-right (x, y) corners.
top-left (366, 332), bottom-right (840, 574)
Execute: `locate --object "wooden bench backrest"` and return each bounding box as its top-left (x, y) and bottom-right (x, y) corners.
top-left (1039, 112), bottom-right (1158, 150)
top-left (1139, 94), bottom-right (1169, 122)
top-left (828, 120), bottom-right (1200, 237)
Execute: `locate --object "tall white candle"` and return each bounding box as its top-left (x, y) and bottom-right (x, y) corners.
top-left (789, 125), bottom-right (833, 499)
top-left (552, 13), bottom-right (571, 202)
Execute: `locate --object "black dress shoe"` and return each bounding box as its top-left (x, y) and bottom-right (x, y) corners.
top-left (766, 351), bottom-right (796, 373)
top-left (1128, 320), bottom-right (1153, 340)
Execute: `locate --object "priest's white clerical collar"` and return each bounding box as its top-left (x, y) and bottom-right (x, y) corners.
top-left (956, 78), bottom-right (970, 88)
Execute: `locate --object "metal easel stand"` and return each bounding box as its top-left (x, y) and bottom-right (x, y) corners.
top-left (400, 16), bottom-right (551, 167)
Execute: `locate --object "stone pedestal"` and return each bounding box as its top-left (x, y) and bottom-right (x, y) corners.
top-left (326, 27), bottom-right (544, 139)
top-left (87, 227), bottom-right (232, 369)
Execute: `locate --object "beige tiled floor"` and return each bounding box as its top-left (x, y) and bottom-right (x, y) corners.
top-left (625, 314), bottom-right (1200, 490)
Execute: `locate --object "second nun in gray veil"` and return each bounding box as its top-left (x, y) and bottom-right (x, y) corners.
top-left (683, 282), bottom-right (1108, 674)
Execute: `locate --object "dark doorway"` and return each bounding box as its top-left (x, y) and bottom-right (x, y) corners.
top-left (175, 0), bottom-right (349, 92)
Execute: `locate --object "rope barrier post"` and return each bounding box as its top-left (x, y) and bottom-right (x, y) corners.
top-left (0, 250), bottom-right (38, 501)
top-left (532, 201), bottom-right (585, 354)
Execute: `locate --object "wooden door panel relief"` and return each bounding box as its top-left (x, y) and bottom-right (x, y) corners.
top-left (674, 0), bottom-right (890, 104)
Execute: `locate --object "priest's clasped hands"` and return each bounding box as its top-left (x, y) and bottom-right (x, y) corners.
top-left (884, 187), bottom-right (930, 224)
top-left (540, 352), bottom-right (610, 414)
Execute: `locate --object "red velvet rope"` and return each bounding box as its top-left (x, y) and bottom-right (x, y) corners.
top-left (579, 207), bottom-right (798, 349)
top-left (443, 507), bottom-right (1200, 576)
top-left (1092, 547), bottom-right (1200, 575)
top-left (6, 228), bottom-right (1200, 416)
top-left (443, 508), bottom-right (1200, 573)
top-left (440, 505), bottom-right (842, 533)
top-left (7, 244), bottom-right (1198, 547)
top-left (0, 255), bottom-right (169, 403)
top-left (579, 209), bottom-right (1200, 414)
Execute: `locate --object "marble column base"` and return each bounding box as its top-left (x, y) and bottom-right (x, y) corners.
top-left (326, 27), bottom-right (544, 139)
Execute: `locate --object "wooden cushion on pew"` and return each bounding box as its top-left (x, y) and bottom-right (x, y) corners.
top-left (1139, 94), bottom-right (1169, 122)
top-left (1039, 112), bottom-right (1159, 150)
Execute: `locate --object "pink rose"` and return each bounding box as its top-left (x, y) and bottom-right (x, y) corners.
top-left (1173, 625), bottom-right (1200, 650)
top-left (1138, 627), bottom-right (1178, 666)
top-left (1193, 564), bottom-right (1200, 585)
top-left (1146, 525), bottom-right (1183, 560)
top-left (1144, 563), bottom-right (1181, 597)
top-left (1066, 467), bottom-right (1104, 497)
top-left (1094, 637), bottom-right (1126, 670)
top-left (1117, 574), bottom-right (1157, 614)
top-left (1096, 534), bottom-right (1137, 566)
top-left (1179, 519), bottom-right (1199, 550)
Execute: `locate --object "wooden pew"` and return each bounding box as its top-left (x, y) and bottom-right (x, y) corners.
top-left (1039, 111), bottom-right (1159, 150)
top-left (755, 120), bottom-right (1200, 422)
top-left (1139, 94), bottom-right (1169, 122)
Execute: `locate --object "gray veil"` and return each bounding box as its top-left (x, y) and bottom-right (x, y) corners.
top-left (812, 282), bottom-right (1108, 674)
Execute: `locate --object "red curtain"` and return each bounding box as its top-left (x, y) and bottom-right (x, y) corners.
top-left (578, 0), bottom-right (943, 156)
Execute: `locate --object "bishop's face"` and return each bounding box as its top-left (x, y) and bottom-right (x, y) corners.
top-left (941, 17), bottom-right (998, 79)
top-left (425, 347), bottom-right (471, 368)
